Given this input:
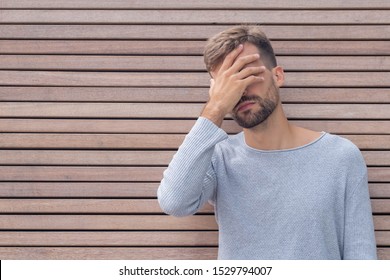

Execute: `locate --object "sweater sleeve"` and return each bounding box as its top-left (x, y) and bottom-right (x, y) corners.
top-left (157, 117), bottom-right (228, 217)
top-left (343, 172), bottom-right (377, 259)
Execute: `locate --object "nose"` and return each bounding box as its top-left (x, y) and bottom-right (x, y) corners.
top-left (242, 89), bottom-right (248, 96)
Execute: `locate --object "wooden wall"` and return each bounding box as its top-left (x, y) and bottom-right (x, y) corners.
top-left (0, 0), bottom-right (389, 259)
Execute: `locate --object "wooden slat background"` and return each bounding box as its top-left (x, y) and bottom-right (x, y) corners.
top-left (0, 0), bottom-right (389, 260)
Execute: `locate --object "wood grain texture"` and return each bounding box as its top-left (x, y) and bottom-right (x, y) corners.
top-left (0, 215), bottom-right (219, 230)
top-left (2, 0), bottom-right (390, 9)
top-left (2, 87), bottom-right (390, 103)
top-left (0, 2), bottom-right (388, 259)
top-left (0, 150), bottom-right (388, 166)
top-left (0, 199), bottom-right (213, 213)
top-left (2, 231), bottom-right (389, 246)
top-left (0, 182), bottom-right (387, 198)
top-left (1, 102), bottom-right (390, 119)
top-left (1, 119), bottom-right (390, 134)
top-left (1, 71), bottom-right (389, 87)
top-left (0, 247), bottom-right (386, 260)
top-left (0, 166), bottom-right (166, 181)
top-left (0, 231), bottom-right (219, 246)
top-left (0, 214), bottom-right (387, 230)
top-left (2, 10), bottom-right (390, 24)
top-left (2, 55), bottom-right (390, 71)
top-left (0, 166), bottom-right (387, 182)
top-left (0, 247), bottom-right (218, 260)
top-left (1, 25), bottom-right (390, 40)
top-left (2, 40), bottom-right (390, 55)
top-left (0, 198), bottom-right (386, 213)
top-left (0, 182), bottom-right (160, 198)
top-left (1, 134), bottom-right (390, 149)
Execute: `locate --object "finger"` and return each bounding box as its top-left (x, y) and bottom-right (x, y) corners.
top-left (235, 66), bottom-right (266, 80)
top-left (241, 75), bottom-right (264, 87)
top-left (218, 44), bottom-right (243, 74)
top-left (228, 53), bottom-right (260, 74)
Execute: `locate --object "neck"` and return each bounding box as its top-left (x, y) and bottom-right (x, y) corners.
top-left (243, 103), bottom-right (295, 150)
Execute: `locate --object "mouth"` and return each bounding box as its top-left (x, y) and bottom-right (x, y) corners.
top-left (236, 101), bottom-right (256, 112)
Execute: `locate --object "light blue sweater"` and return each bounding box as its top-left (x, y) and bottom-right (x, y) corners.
top-left (158, 117), bottom-right (377, 259)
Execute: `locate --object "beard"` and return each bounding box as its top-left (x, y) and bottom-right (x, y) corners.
top-left (231, 82), bottom-right (279, 129)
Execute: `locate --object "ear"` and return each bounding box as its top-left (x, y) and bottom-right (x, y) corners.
top-left (272, 66), bottom-right (284, 87)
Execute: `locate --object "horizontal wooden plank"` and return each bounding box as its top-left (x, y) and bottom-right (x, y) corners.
top-left (0, 150), bottom-right (387, 166)
top-left (0, 247), bottom-right (218, 260)
top-left (2, 87), bottom-right (390, 103)
top-left (370, 184), bottom-right (390, 198)
top-left (0, 246), bottom-right (388, 260)
top-left (0, 40), bottom-right (205, 55)
top-left (1, 198), bottom-right (387, 213)
top-left (375, 216), bottom-right (390, 230)
top-left (2, 55), bottom-right (390, 71)
top-left (0, 215), bottom-right (387, 230)
top-left (1, 231), bottom-right (389, 247)
top-left (374, 231), bottom-right (390, 246)
top-left (363, 152), bottom-right (390, 166)
top-left (2, 0), bottom-right (390, 9)
top-left (1, 71), bottom-right (389, 87)
top-left (2, 40), bottom-right (390, 55)
top-left (367, 168), bottom-right (390, 183)
top-left (0, 166), bottom-right (166, 181)
top-left (1, 25), bottom-right (390, 40)
top-left (1, 134), bottom-right (390, 150)
top-left (0, 182), bottom-right (160, 198)
top-left (0, 87), bottom-right (209, 102)
top-left (2, 10), bottom-right (390, 24)
top-left (0, 231), bottom-right (218, 246)
top-left (0, 199), bottom-right (213, 213)
top-left (0, 182), bottom-right (387, 198)
top-left (0, 150), bottom-right (175, 166)
top-left (344, 135), bottom-right (390, 150)
top-left (377, 248), bottom-right (390, 260)
top-left (1, 119), bottom-right (390, 135)
top-left (1, 103), bottom-right (390, 119)
top-left (0, 215), bottom-right (218, 230)
top-left (372, 200), bottom-right (390, 214)
top-left (0, 134), bottom-right (185, 149)
top-left (0, 166), bottom-right (388, 182)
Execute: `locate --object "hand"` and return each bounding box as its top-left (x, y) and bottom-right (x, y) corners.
top-left (201, 44), bottom-right (265, 127)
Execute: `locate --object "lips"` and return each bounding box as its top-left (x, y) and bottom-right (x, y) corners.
top-left (236, 101), bottom-right (256, 112)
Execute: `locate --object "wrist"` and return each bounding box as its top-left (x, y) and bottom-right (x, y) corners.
top-left (200, 102), bottom-right (227, 127)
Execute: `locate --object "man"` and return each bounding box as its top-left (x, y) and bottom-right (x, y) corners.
top-left (157, 25), bottom-right (377, 259)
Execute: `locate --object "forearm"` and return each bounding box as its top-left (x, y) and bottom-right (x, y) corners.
top-left (157, 117), bottom-right (228, 216)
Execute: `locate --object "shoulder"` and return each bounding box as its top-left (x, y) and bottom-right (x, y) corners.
top-left (322, 133), bottom-right (362, 157)
top-left (212, 132), bottom-right (244, 163)
top-left (321, 133), bottom-right (367, 172)
top-left (215, 132), bottom-right (243, 151)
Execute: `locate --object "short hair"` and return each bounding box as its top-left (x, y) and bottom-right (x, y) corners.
top-left (203, 25), bottom-right (277, 72)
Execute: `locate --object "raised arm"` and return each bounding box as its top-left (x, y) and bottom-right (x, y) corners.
top-left (157, 117), bottom-right (227, 217)
top-left (158, 44), bottom-right (265, 217)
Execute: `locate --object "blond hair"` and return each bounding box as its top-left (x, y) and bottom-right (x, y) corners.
top-left (203, 25), bottom-right (277, 72)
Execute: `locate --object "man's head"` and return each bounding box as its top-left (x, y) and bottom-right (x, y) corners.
top-left (203, 25), bottom-right (277, 73)
top-left (204, 25), bottom-right (283, 129)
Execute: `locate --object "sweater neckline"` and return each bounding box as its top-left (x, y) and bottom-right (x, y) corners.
top-left (239, 131), bottom-right (327, 154)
